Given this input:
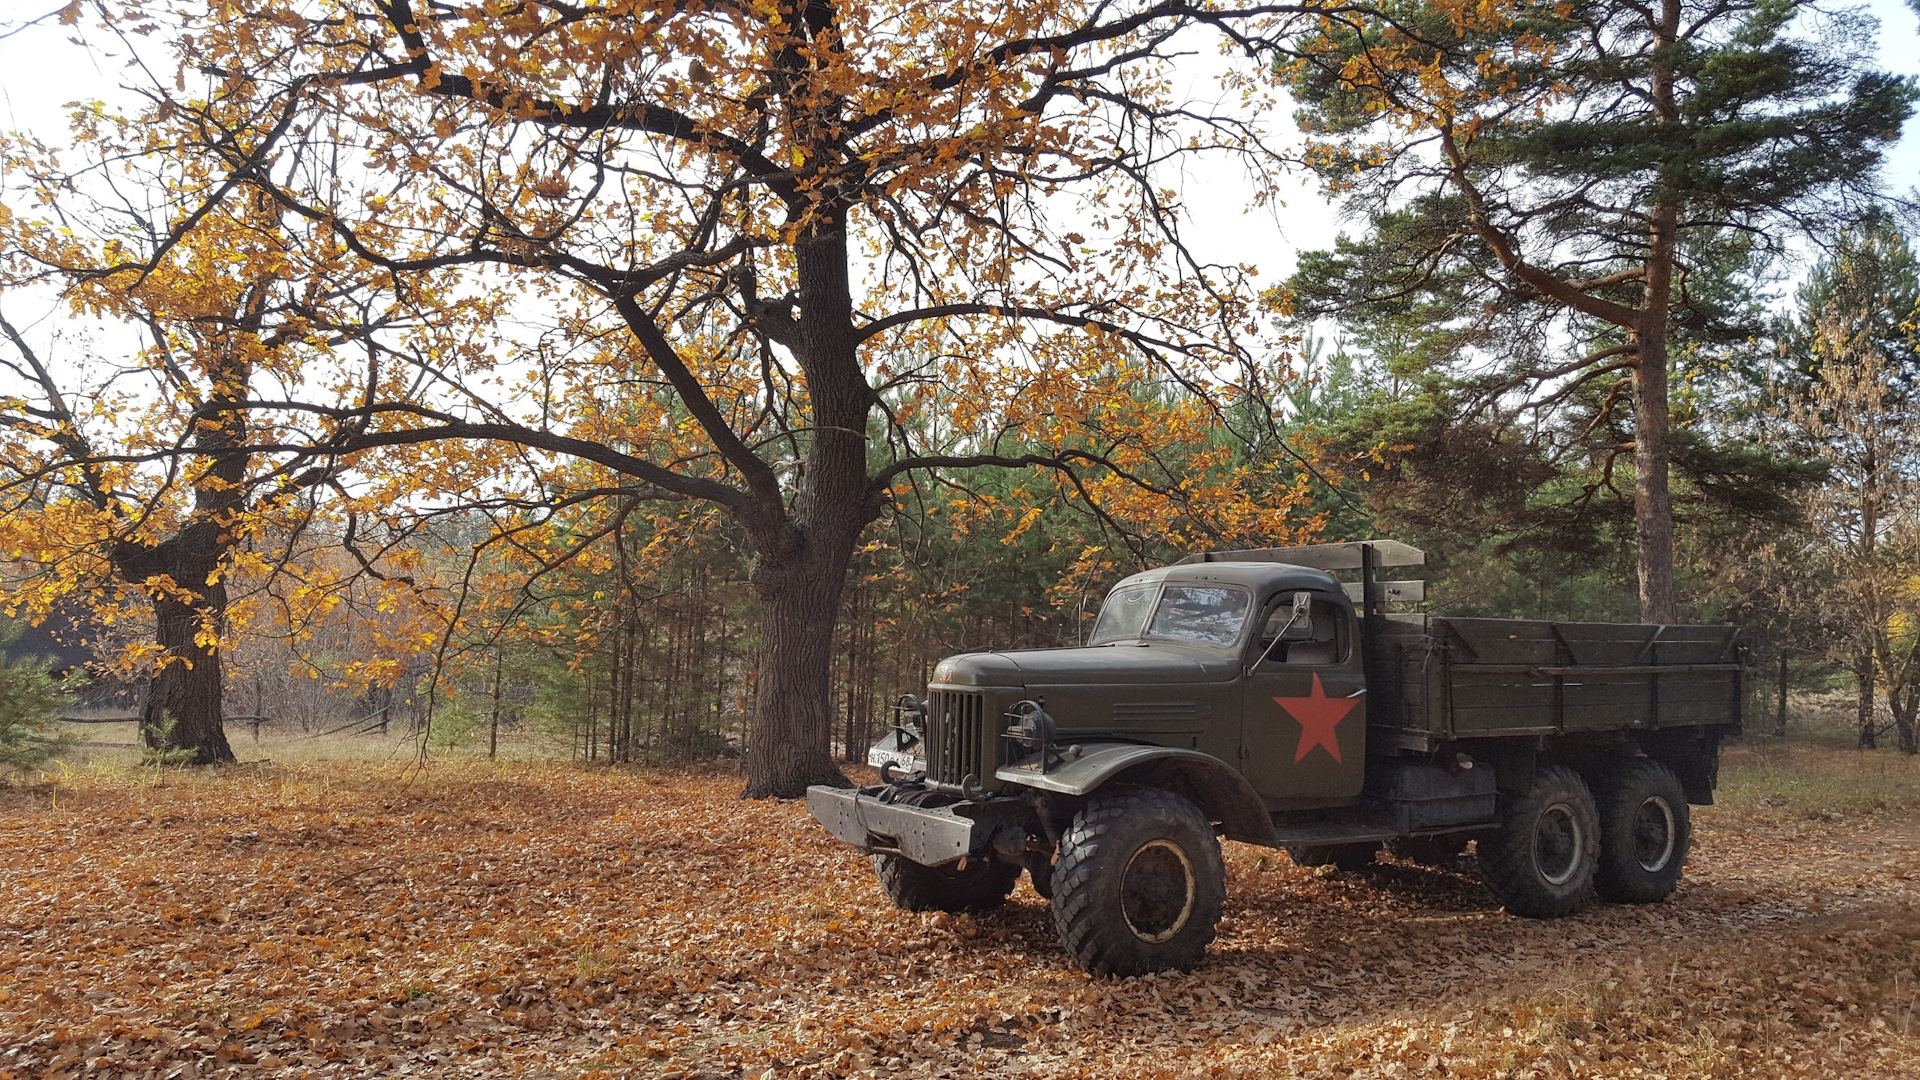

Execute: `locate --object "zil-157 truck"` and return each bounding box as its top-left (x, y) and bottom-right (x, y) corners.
top-left (807, 541), bottom-right (1743, 976)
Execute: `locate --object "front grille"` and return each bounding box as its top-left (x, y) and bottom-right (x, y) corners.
top-left (926, 690), bottom-right (987, 786)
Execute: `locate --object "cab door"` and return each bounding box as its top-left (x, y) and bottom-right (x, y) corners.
top-left (1241, 591), bottom-right (1367, 804)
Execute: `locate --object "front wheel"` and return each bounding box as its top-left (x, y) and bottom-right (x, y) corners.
top-left (874, 853), bottom-right (1020, 913)
top-left (1591, 758), bottom-right (1690, 904)
top-left (1050, 787), bottom-right (1225, 976)
top-left (1476, 764), bottom-right (1599, 918)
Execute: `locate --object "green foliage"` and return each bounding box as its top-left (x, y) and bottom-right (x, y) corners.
top-left (425, 698), bottom-right (488, 752)
top-left (1275, 0), bottom-right (1911, 623)
top-left (1284, 0), bottom-right (1914, 380)
top-left (1260, 331), bottom-right (1833, 623)
top-left (0, 621), bottom-right (77, 777)
top-left (1783, 213), bottom-right (1920, 392)
top-left (138, 712), bottom-right (200, 768)
top-left (1291, 0), bottom-right (1915, 248)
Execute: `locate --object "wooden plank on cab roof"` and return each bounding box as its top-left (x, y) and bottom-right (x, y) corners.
top-left (1176, 539), bottom-right (1425, 571)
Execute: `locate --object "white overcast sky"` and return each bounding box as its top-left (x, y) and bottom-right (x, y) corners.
top-left (0, 1), bottom-right (1915, 305)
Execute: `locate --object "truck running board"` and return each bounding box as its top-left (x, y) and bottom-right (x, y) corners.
top-left (1267, 821), bottom-right (1492, 848)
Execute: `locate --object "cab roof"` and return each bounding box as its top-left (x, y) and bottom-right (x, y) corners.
top-left (1112, 560), bottom-right (1346, 598)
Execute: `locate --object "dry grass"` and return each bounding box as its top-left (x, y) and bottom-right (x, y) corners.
top-left (1717, 739), bottom-right (1920, 819)
top-left (0, 742), bottom-right (1916, 1079)
top-left (48, 718), bottom-right (580, 771)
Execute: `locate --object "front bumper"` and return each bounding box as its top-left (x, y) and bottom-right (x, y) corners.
top-left (808, 785), bottom-right (1022, 867)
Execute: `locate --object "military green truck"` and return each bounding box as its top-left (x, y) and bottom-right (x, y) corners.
top-left (807, 542), bottom-right (1742, 976)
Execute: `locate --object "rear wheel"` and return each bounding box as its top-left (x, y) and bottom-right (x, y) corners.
top-left (1591, 758), bottom-right (1690, 903)
top-left (1286, 842), bottom-right (1381, 871)
top-left (874, 854), bottom-right (1020, 913)
top-left (1477, 765), bottom-right (1599, 918)
top-left (1050, 787), bottom-right (1225, 976)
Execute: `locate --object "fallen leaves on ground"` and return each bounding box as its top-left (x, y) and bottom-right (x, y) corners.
top-left (1, 755), bottom-right (1916, 1079)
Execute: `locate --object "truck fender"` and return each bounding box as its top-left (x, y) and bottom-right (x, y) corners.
top-left (1636, 726), bottom-right (1723, 805)
top-left (996, 744), bottom-right (1277, 847)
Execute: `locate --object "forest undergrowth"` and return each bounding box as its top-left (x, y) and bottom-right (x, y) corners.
top-left (1, 742), bottom-right (1916, 1079)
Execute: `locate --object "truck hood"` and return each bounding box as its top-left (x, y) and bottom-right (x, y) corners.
top-left (932, 643), bottom-right (1225, 689)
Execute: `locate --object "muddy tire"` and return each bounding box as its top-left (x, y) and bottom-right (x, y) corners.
top-left (1387, 834), bottom-right (1469, 867)
top-left (1477, 765), bottom-right (1599, 918)
top-left (1591, 758), bottom-right (1690, 904)
top-left (874, 854), bottom-right (1020, 913)
top-left (1050, 787), bottom-right (1225, 976)
top-left (1286, 842), bottom-right (1382, 871)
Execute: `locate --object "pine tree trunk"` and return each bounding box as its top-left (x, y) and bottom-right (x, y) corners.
top-left (1856, 651), bottom-right (1878, 748)
top-left (1630, 295), bottom-right (1678, 625)
top-left (1776, 652), bottom-right (1788, 737)
top-left (142, 592), bottom-right (236, 765)
top-left (1885, 638), bottom-right (1920, 756)
top-left (1630, 0), bottom-right (1683, 627)
top-left (489, 651), bottom-right (502, 759)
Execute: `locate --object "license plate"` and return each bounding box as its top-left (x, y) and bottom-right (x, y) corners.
top-left (867, 746), bottom-right (923, 772)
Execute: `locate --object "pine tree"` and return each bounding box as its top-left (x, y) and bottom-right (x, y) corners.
top-left (1283, 0), bottom-right (1916, 622)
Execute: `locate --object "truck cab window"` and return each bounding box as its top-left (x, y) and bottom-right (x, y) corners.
top-left (1257, 596), bottom-right (1347, 665)
top-left (1087, 584), bottom-right (1156, 644)
top-left (1145, 586), bottom-right (1251, 646)
top-left (1090, 584), bottom-right (1254, 647)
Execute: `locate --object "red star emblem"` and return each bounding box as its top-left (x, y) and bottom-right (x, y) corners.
top-left (1275, 673), bottom-right (1361, 764)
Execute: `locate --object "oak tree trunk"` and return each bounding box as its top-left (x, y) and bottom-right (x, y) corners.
top-left (116, 343), bottom-right (253, 767)
top-left (142, 591), bottom-right (237, 765)
top-left (734, 221), bottom-right (871, 798)
top-left (742, 547), bottom-right (861, 797)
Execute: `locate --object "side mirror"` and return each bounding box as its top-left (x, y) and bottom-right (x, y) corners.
top-left (1247, 592), bottom-right (1317, 675)
top-left (1281, 591), bottom-right (1315, 641)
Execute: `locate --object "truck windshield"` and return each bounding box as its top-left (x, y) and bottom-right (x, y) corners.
top-left (1146, 586), bottom-right (1251, 645)
top-left (1088, 584), bottom-right (1156, 644)
top-left (1088, 584), bottom-right (1251, 647)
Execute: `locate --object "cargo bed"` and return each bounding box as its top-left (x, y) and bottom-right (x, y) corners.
top-left (1369, 615), bottom-right (1744, 740)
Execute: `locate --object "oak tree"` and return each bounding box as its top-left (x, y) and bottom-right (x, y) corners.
top-left (118, 0), bottom-right (1333, 795)
top-left (0, 102), bottom-right (409, 762)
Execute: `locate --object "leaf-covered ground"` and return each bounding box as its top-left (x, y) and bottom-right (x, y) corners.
top-left (2, 747), bottom-right (1917, 1079)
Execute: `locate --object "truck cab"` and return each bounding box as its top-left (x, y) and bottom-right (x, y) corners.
top-left (923, 561), bottom-right (1367, 808)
